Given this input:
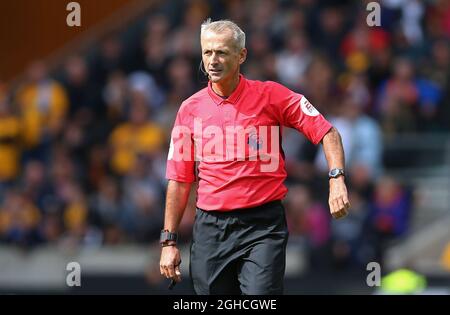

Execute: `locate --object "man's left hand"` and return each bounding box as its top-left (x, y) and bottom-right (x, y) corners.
top-left (328, 176), bottom-right (350, 219)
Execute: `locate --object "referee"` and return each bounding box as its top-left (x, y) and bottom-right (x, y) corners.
top-left (159, 19), bottom-right (350, 295)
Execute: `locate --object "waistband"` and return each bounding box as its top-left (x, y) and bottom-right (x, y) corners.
top-left (197, 199), bottom-right (282, 215)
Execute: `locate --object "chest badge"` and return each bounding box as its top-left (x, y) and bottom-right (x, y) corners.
top-left (248, 133), bottom-right (263, 150)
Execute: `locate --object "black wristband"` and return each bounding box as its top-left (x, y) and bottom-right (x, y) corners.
top-left (160, 229), bottom-right (178, 245)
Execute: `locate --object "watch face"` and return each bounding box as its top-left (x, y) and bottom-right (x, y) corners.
top-left (329, 169), bottom-right (343, 177)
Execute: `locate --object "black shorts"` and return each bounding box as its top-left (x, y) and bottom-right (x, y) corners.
top-left (189, 200), bottom-right (289, 295)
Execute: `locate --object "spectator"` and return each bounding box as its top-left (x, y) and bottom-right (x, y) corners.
top-left (120, 156), bottom-right (164, 243)
top-left (425, 0), bottom-right (450, 40)
top-left (331, 190), bottom-right (371, 268)
top-left (315, 90), bottom-right (383, 185)
top-left (16, 61), bottom-right (68, 160)
top-left (102, 70), bottom-right (128, 126)
top-left (89, 176), bottom-right (125, 244)
top-left (89, 34), bottom-right (126, 87)
top-left (0, 100), bottom-right (21, 184)
top-left (375, 57), bottom-right (420, 135)
top-left (128, 71), bottom-right (165, 110)
top-left (109, 102), bottom-right (164, 176)
top-left (138, 15), bottom-right (171, 88)
top-left (20, 160), bottom-right (49, 210)
top-left (285, 184), bottom-right (331, 270)
top-left (60, 181), bottom-right (102, 248)
top-left (366, 176), bottom-right (412, 262)
top-left (156, 56), bottom-right (197, 134)
top-left (340, 19), bottom-right (390, 74)
top-left (0, 189), bottom-right (41, 247)
top-left (275, 31), bottom-right (312, 90)
top-left (62, 55), bottom-right (100, 119)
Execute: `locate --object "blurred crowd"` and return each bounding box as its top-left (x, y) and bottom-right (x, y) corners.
top-left (0, 0), bottom-right (449, 271)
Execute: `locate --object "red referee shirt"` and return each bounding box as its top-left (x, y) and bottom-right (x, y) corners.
top-left (166, 74), bottom-right (332, 211)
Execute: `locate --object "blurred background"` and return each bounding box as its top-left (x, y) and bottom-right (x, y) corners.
top-left (0, 0), bottom-right (449, 294)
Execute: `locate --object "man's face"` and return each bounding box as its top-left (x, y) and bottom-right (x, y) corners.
top-left (201, 30), bottom-right (247, 83)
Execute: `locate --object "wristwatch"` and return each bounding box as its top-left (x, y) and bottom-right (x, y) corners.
top-left (328, 168), bottom-right (345, 179)
top-left (160, 230), bottom-right (178, 246)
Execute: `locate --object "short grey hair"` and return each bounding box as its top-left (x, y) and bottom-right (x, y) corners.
top-left (201, 18), bottom-right (246, 50)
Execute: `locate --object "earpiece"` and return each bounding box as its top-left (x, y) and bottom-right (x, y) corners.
top-left (199, 60), bottom-right (209, 78)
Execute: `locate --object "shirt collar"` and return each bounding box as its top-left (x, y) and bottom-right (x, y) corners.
top-left (207, 74), bottom-right (246, 105)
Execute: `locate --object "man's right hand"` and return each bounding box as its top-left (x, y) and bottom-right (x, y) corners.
top-left (160, 245), bottom-right (182, 283)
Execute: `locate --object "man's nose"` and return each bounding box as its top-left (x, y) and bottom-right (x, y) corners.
top-left (210, 52), bottom-right (219, 64)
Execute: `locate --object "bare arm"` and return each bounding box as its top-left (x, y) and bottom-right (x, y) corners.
top-left (160, 179), bottom-right (192, 283)
top-left (321, 127), bottom-right (350, 219)
top-left (163, 179), bottom-right (192, 232)
top-left (322, 127), bottom-right (345, 170)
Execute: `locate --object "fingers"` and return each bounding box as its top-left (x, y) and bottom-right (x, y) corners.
top-left (330, 196), bottom-right (349, 219)
top-left (337, 198), bottom-right (345, 213)
top-left (166, 263), bottom-right (176, 279)
top-left (160, 255), bottom-right (182, 282)
top-left (333, 208), bottom-right (347, 219)
top-left (174, 265), bottom-right (182, 283)
top-left (329, 199), bottom-right (336, 217)
top-left (169, 261), bottom-right (178, 278)
top-left (160, 263), bottom-right (168, 277)
top-left (329, 178), bottom-right (350, 219)
top-left (160, 255), bottom-right (174, 279)
top-left (343, 195), bottom-right (351, 210)
top-left (161, 263), bottom-right (182, 282)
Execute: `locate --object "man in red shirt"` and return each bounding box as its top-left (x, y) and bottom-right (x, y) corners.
top-left (160, 19), bottom-right (350, 294)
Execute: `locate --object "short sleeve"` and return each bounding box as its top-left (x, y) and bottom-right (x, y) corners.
top-left (165, 104), bottom-right (196, 183)
top-left (269, 81), bottom-right (332, 145)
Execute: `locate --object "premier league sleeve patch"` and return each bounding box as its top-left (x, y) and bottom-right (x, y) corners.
top-left (300, 96), bottom-right (320, 117)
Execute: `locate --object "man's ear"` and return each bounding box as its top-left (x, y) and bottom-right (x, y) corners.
top-left (239, 48), bottom-right (247, 65)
